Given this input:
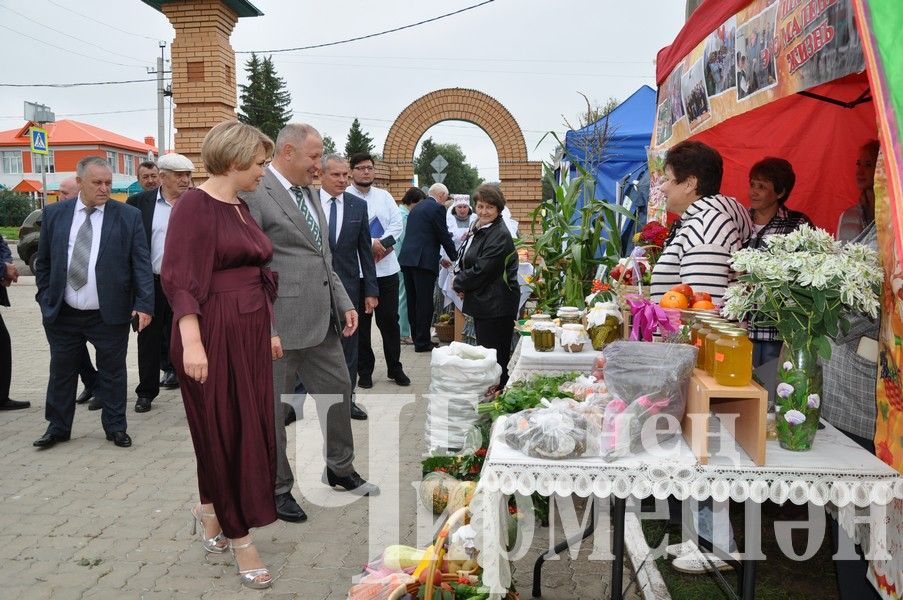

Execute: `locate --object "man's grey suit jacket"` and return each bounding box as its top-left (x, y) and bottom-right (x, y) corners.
top-left (243, 169), bottom-right (354, 350)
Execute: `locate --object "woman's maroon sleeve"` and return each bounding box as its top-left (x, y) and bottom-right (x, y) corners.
top-left (161, 190), bottom-right (217, 323)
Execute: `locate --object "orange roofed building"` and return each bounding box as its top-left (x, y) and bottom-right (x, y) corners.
top-left (0, 119), bottom-right (157, 200)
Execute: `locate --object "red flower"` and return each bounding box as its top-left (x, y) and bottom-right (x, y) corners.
top-left (469, 464), bottom-right (481, 473)
top-left (508, 505), bottom-right (519, 515)
top-left (474, 448), bottom-right (487, 457)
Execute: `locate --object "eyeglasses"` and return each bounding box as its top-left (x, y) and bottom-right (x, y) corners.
top-left (353, 165), bottom-right (374, 172)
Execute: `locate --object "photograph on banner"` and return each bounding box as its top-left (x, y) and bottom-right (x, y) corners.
top-left (736, 3), bottom-right (778, 101)
top-left (681, 58), bottom-right (710, 130)
top-left (703, 17), bottom-right (737, 97)
top-left (655, 97), bottom-right (673, 147)
top-left (653, 0), bottom-right (866, 149)
top-left (644, 148), bottom-right (668, 226)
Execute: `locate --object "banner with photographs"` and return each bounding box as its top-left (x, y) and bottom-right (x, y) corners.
top-left (653, 0), bottom-right (865, 149)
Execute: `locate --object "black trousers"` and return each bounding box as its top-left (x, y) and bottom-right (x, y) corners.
top-left (358, 273), bottom-right (403, 378)
top-left (135, 277), bottom-right (173, 399)
top-left (44, 305), bottom-right (130, 436)
top-left (474, 315), bottom-right (516, 388)
top-left (402, 267), bottom-right (438, 351)
top-left (78, 345), bottom-right (97, 391)
top-left (0, 312), bottom-right (9, 402)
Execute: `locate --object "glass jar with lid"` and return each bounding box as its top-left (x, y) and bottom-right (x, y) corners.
top-left (704, 324), bottom-right (731, 375)
top-left (557, 306), bottom-right (583, 326)
top-left (531, 321), bottom-right (556, 352)
top-left (560, 323), bottom-right (588, 352)
top-left (712, 327), bottom-right (753, 386)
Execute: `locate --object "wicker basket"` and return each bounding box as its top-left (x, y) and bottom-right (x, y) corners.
top-left (435, 319), bottom-right (454, 343)
top-left (386, 508), bottom-right (519, 600)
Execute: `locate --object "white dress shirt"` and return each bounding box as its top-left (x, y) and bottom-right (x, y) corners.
top-left (150, 188), bottom-right (174, 275)
top-left (319, 188), bottom-right (344, 240)
top-left (64, 197), bottom-right (105, 310)
top-left (347, 184), bottom-right (402, 277)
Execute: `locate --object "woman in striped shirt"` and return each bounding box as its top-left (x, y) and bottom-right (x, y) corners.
top-left (650, 140), bottom-right (753, 305)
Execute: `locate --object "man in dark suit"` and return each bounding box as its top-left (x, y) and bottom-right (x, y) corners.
top-left (397, 183), bottom-right (458, 352)
top-left (244, 123), bottom-right (379, 524)
top-left (33, 156), bottom-right (154, 449)
top-left (125, 153), bottom-right (193, 413)
top-left (317, 154), bottom-right (378, 420)
top-left (59, 176), bottom-right (99, 407)
top-left (0, 236), bottom-right (27, 411)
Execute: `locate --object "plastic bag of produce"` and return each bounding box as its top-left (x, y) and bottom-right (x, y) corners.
top-left (502, 398), bottom-right (602, 459)
top-left (600, 341), bottom-right (697, 459)
top-left (426, 343), bottom-right (501, 453)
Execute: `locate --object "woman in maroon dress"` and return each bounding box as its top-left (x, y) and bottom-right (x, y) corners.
top-left (161, 121), bottom-right (280, 589)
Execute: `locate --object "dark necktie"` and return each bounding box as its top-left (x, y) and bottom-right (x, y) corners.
top-left (67, 206), bottom-right (95, 290)
top-left (289, 186), bottom-right (321, 248)
top-left (328, 197), bottom-right (338, 251)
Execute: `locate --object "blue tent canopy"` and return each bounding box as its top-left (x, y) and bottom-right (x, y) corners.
top-left (563, 85), bottom-right (656, 205)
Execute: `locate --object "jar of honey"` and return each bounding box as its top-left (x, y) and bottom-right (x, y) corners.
top-left (704, 325), bottom-right (729, 375)
top-left (692, 321), bottom-right (713, 368)
top-left (712, 328), bottom-right (753, 386)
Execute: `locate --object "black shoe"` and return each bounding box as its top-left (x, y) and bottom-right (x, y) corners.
top-left (87, 397), bottom-right (102, 411)
top-left (283, 403), bottom-right (297, 426)
top-left (323, 468), bottom-right (380, 496)
top-left (160, 371), bottom-right (179, 389)
top-left (358, 374), bottom-right (373, 389)
top-left (33, 431), bottom-right (70, 448)
top-left (0, 398), bottom-right (30, 410)
top-left (414, 343), bottom-right (439, 353)
top-left (135, 397), bottom-right (153, 413)
top-left (389, 370), bottom-right (411, 386)
top-left (105, 431), bottom-right (132, 448)
top-left (349, 401), bottom-right (368, 421)
top-left (275, 492), bottom-right (307, 522)
top-left (75, 388), bottom-right (93, 404)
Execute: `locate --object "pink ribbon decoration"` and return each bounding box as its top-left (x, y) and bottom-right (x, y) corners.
top-left (626, 296), bottom-right (679, 341)
top-left (602, 397), bottom-right (627, 450)
top-left (636, 394), bottom-right (671, 414)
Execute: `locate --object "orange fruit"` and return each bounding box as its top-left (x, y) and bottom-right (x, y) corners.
top-left (692, 291), bottom-right (712, 304)
top-left (671, 283), bottom-right (694, 298)
top-left (660, 291), bottom-right (690, 309)
top-left (692, 300), bottom-right (716, 310)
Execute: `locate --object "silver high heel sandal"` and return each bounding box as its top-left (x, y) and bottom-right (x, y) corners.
top-left (230, 541), bottom-right (273, 589)
top-left (190, 505), bottom-right (227, 553)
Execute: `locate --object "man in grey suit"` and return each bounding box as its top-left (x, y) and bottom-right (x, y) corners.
top-left (244, 123), bottom-right (379, 524)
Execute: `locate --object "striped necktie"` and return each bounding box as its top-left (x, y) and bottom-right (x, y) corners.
top-left (290, 186), bottom-right (321, 248)
top-left (67, 206), bottom-right (95, 290)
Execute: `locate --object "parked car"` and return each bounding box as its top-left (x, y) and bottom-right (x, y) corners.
top-left (17, 209), bottom-right (42, 274)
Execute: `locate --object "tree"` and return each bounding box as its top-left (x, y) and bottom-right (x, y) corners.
top-left (322, 135), bottom-right (337, 156)
top-left (344, 118), bottom-right (375, 157)
top-left (413, 138), bottom-right (483, 195)
top-left (238, 53), bottom-right (292, 141)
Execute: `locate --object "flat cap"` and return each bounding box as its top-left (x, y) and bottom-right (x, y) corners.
top-left (156, 153), bottom-right (195, 172)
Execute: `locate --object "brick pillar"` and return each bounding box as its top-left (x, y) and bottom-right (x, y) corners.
top-left (163, 1), bottom-right (239, 178)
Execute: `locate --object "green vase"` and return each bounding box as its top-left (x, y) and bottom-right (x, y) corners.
top-left (775, 343), bottom-right (823, 451)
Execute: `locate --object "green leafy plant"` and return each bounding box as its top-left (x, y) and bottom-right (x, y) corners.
top-left (476, 372), bottom-right (578, 420)
top-left (527, 150), bottom-right (635, 312)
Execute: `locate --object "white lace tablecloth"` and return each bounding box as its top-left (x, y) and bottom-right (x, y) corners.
top-left (471, 415), bottom-right (903, 596)
top-left (507, 336), bottom-right (600, 382)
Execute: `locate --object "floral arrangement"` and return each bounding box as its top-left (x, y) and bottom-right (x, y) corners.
top-left (633, 220), bottom-right (671, 263)
top-left (721, 225), bottom-right (881, 359)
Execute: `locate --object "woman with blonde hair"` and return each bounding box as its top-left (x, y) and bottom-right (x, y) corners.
top-left (161, 120), bottom-right (280, 589)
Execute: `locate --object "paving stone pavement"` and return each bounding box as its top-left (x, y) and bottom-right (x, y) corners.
top-left (0, 265), bottom-right (642, 599)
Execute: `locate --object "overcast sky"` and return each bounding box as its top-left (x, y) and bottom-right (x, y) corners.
top-left (0, 0), bottom-right (685, 183)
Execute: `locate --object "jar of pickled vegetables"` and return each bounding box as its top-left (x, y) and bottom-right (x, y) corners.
top-left (531, 322), bottom-right (556, 352)
top-left (712, 328), bottom-right (753, 386)
top-left (557, 306), bottom-right (583, 326)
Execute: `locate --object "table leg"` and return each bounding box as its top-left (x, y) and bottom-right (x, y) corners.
top-left (532, 509), bottom-right (596, 597)
top-left (741, 557), bottom-right (756, 600)
top-left (611, 497), bottom-right (627, 600)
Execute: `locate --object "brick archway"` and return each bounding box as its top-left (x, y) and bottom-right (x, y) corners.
top-left (381, 88), bottom-right (542, 224)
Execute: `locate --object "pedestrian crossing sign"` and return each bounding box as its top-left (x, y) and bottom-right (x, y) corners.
top-left (30, 126), bottom-right (48, 155)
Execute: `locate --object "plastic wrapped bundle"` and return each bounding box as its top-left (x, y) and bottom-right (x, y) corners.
top-left (600, 341), bottom-right (697, 459)
top-left (426, 342), bottom-right (502, 453)
top-left (502, 398), bottom-right (602, 459)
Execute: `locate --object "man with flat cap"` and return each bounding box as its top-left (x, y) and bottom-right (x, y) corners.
top-left (125, 153), bottom-right (193, 412)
